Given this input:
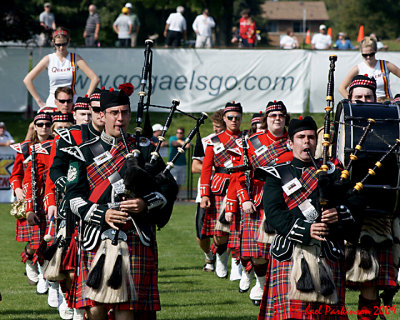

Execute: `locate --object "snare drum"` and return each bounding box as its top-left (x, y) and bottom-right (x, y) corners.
top-left (333, 100), bottom-right (400, 215)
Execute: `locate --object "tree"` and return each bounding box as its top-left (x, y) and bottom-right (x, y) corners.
top-left (321, 0), bottom-right (400, 41)
top-left (0, 1), bottom-right (41, 41)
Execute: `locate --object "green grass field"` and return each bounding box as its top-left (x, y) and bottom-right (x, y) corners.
top-left (0, 203), bottom-right (399, 319)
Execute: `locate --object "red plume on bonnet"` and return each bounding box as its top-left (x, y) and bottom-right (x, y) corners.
top-left (118, 83), bottom-right (134, 96)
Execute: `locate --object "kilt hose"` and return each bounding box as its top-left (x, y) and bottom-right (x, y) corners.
top-left (347, 246), bottom-right (397, 289)
top-left (258, 255), bottom-right (348, 320)
top-left (201, 194), bottom-right (228, 238)
top-left (67, 232), bottom-right (160, 311)
top-left (240, 207), bottom-right (270, 259)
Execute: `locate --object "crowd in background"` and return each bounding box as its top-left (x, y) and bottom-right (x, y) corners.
top-left (37, 2), bottom-right (390, 51)
top-left (38, 3), bottom-right (258, 49)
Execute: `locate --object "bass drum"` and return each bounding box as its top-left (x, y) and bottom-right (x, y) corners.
top-left (333, 100), bottom-right (400, 215)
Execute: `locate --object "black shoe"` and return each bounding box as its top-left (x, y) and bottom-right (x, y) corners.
top-left (238, 287), bottom-right (249, 293)
top-left (380, 285), bottom-right (400, 307)
top-left (202, 263), bottom-right (214, 272)
top-left (251, 299), bottom-right (261, 306)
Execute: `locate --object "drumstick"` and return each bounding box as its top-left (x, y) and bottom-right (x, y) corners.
top-left (44, 216), bottom-right (54, 242)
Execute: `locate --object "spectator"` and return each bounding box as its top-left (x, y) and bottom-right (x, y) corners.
top-left (164, 6), bottom-right (187, 48)
top-left (113, 7), bottom-right (132, 47)
top-left (335, 32), bottom-right (356, 50)
top-left (280, 29), bottom-right (299, 49)
top-left (246, 17), bottom-right (257, 47)
top-left (311, 24), bottom-right (331, 50)
top-left (23, 27), bottom-right (99, 109)
top-left (124, 3), bottom-right (140, 47)
top-left (152, 123), bottom-right (168, 147)
top-left (192, 8), bottom-right (215, 49)
top-left (338, 36), bottom-right (400, 102)
top-left (239, 9), bottom-right (256, 48)
top-left (83, 4), bottom-right (100, 47)
top-left (370, 33), bottom-right (388, 51)
top-left (169, 127), bottom-right (190, 188)
top-left (39, 2), bottom-right (56, 46)
top-left (0, 122), bottom-right (15, 146)
top-left (231, 26), bottom-right (240, 46)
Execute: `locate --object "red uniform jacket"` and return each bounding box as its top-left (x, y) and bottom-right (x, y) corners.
top-left (9, 140), bottom-right (31, 193)
top-left (225, 130), bottom-right (293, 213)
top-left (24, 140), bottom-right (53, 213)
top-left (200, 129), bottom-right (242, 198)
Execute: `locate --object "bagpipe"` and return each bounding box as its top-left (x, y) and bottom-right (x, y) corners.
top-left (333, 100), bottom-right (400, 215)
top-left (332, 99), bottom-right (400, 283)
top-left (84, 40), bottom-right (209, 304)
top-left (289, 55), bottom-right (394, 304)
top-left (292, 56), bottom-right (400, 297)
top-left (304, 54), bottom-right (400, 219)
top-left (317, 55), bottom-right (400, 236)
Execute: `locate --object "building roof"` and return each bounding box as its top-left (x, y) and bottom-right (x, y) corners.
top-left (260, 1), bottom-right (329, 21)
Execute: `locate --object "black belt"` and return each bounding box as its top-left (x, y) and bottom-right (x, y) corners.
top-left (215, 167), bottom-right (228, 174)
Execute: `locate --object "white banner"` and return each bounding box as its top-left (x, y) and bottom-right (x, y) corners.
top-left (72, 48), bottom-right (311, 113)
top-left (0, 146), bottom-right (16, 203)
top-left (0, 48), bottom-right (31, 112)
top-left (2, 47), bottom-right (400, 114)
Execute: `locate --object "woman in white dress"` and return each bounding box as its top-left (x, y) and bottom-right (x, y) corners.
top-left (24, 26), bottom-right (99, 109)
top-left (339, 36), bottom-right (400, 102)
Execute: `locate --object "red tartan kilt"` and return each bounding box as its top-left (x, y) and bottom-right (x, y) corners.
top-left (67, 248), bottom-right (96, 309)
top-left (228, 210), bottom-right (241, 250)
top-left (259, 246), bottom-right (347, 320)
top-left (60, 229), bottom-right (78, 272)
top-left (68, 232), bottom-right (160, 311)
top-left (15, 218), bottom-right (34, 242)
top-left (29, 218), bottom-right (46, 249)
top-left (240, 207), bottom-right (264, 258)
top-left (201, 194), bottom-right (225, 237)
top-left (347, 245), bottom-right (396, 289)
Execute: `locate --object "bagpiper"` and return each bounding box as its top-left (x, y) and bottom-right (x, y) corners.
top-left (64, 87), bottom-right (177, 319)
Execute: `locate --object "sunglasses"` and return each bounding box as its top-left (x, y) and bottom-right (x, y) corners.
top-left (54, 42), bottom-right (68, 47)
top-left (106, 109), bottom-right (130, 117)
top-left (362, 52), bottom-right (375, 58)
top-left (57, 98), bottom-right (73, 104)
top-left (91, 107), bottom-right (101, 113)
top-left (36, 122), bottom-right (51, 128)
top-left (268, 113), bottom-right (286, 119)
top-left (226, 115), bottom-right (241, 121)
